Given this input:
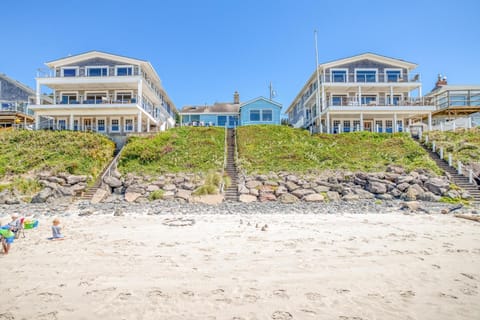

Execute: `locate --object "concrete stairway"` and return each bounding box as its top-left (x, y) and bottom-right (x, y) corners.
top-left (224, 128), bottom-right (239, 202)
top-left (415, 139), bottom-right (480, 204)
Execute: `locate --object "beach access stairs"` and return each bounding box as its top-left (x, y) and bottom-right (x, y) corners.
top-left (414, 137), bottom-right (480, 204)
top-left (224, 128), bottom-right (239, 201)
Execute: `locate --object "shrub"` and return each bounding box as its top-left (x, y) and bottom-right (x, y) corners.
top-left (148, 189), bottom-right (165, 201)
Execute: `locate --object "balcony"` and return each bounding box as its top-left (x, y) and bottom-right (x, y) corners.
top-left (323, 72), bottom-right (421, 84)
top-left (322, 97), bottom-right (436, 113)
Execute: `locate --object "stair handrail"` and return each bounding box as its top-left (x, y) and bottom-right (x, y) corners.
top-left (101, 145), bottom-right (125, 182)
top-left (234, 123), bottom-right (238, 167)
top-left (220, 124), bottom-right (228, 193)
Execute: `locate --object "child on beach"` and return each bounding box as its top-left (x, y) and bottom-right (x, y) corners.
top-left (0, 220), bottom-right (15, 254)
top-left (49, 218), bottom-right (65, 240)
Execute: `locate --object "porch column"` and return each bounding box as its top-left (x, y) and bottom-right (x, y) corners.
top-left (69, 114), bottom-right (74, 130)
top-left (53, 89), bottom-right (56, 104)
top-left (393, 113), bottom-right (397, 133)
top-left (36, 81), bottom-right (41, 104)
top-left (428, 113), bottom-right (432, 131)
top-left (137, 79), bottom-right (143, 106)
top-left (358, 86), bottom-right (362, 105)
top-left (147, 118), bottom-right (150, 132)
top-left (35, 114), bottom-right (39, 130)
top-left (390, 86), bottom-right (393, 105)
top-left (137, 111), bottom-right (142, 133)
top-left (360, 112), bottom-right (364, 131)
top-left (326, 112), bottom-right (330, 134)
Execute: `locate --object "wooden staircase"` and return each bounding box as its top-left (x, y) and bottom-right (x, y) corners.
top-left (224, 128), bottom-right (239, 202)
top-left (415, 138), bottom-right (480, 204)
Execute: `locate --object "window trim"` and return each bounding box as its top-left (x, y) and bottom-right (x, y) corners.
top-left (61, 67), bottom-right (79, 77)
top-left (86, 65), bottom-right (109, 77)
top-left (110, 118), bottom-right (120, 133)
top-left (261, 109), bottom-right (273, 122)
top-left (57, 117), bottom-right (67, 130)
top-left (330, 68), bottom-right (348, 83)
top-left (96, 117), bottom-right (106, 132)
top-left (124, 117), bottom-right (134, 132)
top-left (84, 91), bottom-right (108, 104)
top-left (115, 65), bottom-right (134, 76)
top-left (114, 90), bottom-right (134, 103)
top-left (249, 109), bottom-right (261, 122)
top-left (60, 92), bottom-right (79, 104)
top-left (355, 68), bottom-right (378, 83)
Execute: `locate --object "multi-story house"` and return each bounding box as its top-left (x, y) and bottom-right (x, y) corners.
top-left (0, 73), bottom-right (51, 128)
top-left (425, 75), bottom-right (480, 130)
top-left (29, 51), bottom-right (176, 139)
top-left (286, 53), bottom-right (436, 134)
top-left (179, 92), bottom-right (282, 128)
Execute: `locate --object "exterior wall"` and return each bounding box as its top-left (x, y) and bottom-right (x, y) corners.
top-left (326, 59), bottom-right (408, 82)
top-left (240, 99), bottom-right (281, 126)
top-left (55, 58), bottom-right (140, 77)
top-left (181, 114), bottom-right (239, 128)
top-left (0, 77), bottom-right (32, 103)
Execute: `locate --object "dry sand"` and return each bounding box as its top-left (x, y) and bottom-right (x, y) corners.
top-left (1, 212), bottom-right (480, 320)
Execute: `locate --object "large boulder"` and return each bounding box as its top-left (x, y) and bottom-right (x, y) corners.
top-left (125, 191), bottom-right (142, 202)
top-left (239, 194), bottom-right (257, 203)
top-left (245, 180), bottom-right (262, 189)
top-left (278, 193), bottom-right (299, 204)
top-left (175, 189), bottom-right (192, 201)
top-left (104, 176), bottom-right (123, 188)
top-left (259, 193), bottom-right (276, 202)
top-left (31, 188), bottom-right (53, 203)
top-left (285, 181), bottom-right (300, 192)
top-left (326, 191), bottom-right (341, 202)
top-left (424, 178), bottom-right (450, 195)
top-left (274, 185), bottom-right (288, 196)
top-left (342, 193), bottom-right (360, 201)
top-left (66, 175), bottom-right (87, 185)
top-left (366, 181), bottom-right (387, 194)
top-left (291, 188), bottom-right (315, 198)
top-left (304, 193), bottom-right (325, 202)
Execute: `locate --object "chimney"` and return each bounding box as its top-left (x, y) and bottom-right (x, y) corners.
top-left (233, 91), bottom-right (240, 104)
top-left (435, 74), bottom-right (448, 89)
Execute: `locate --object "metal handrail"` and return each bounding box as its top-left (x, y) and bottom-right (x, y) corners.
top-left (101, 146), bottom-right (125, 181)
top-left (220, 124), bottom-right (228, 193)
top-left (234, 124), bottom-right (238, 167)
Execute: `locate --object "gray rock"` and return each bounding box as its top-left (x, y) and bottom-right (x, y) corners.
top-left (238, 184), bottom-right (250, 194)
top-left (285, 181), bottom-right (300, 192)
top-left (387, 165), bottom-right (405, 174)
top-left (424, 178), bottom-right (450, 195)
top-left (446, 190), bottom-right (460, 199)
top-left (417, 191), bottom-right (440, 202)
top-left (239, 194), bottom-right (257, 203)
top-left (396, 182), bottom-right (410, 192)
top-left (66, 175), bottom-right (87, 185)
top-left (146, 184), bottom-right (159, 192)
top-left (274, 185), bottom-right (288, 196)
top-left (304, 193), bottom-right (325, 202)
top-left (31, 188), bottom-right (53, 203)
top-left (286, 175), bottom-right (299, 183)
top-left (342, 193), bottom-right (360, 201)
top-left (291, 188), bottom-right (315, 198)
top-left (246, 180), bottom-right (262, 189)
top-left (313, 185), bottom-right (330, 193)
top-left (366, 181), bottom-right (387, 194)
top-left (259, 193), bottom-right (276, 202)
top-left (47, 176), bottom-right (66, 185)
top-left (175, 189), bottom-right (191, 201)
top-left (104, 176), bottom-right (123, 188)
top-left (396, 175), bottom-right (414, 185)
top-left (326, 191), bottom-right (341, 202)
top-left (162, 191), bottom-right (175, 200)
top-left (376, 194), bottom-right (393, 200)
top-left (249, 188), bottom-right (259, 196)
top-left (390, 188), bottom-right (402, 198)
top-left (125, 192), bottom-right (142, 202)
top-left (162, 184), bottom-right (177, 192)
top-left (278, 193), bottom-right (299, 204)
top-left (181, 182), bottom-right (196, 191)
top-left (58, 186), bottom-right (75, 196)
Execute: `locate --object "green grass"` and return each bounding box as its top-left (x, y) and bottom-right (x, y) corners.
top-left (118, 127), bottom-right (225, 175)
top-left (237, 125), bottom-right (441, 174)
top-left (423, 128), bottom-right (480, 166)
top-left (0, 129), bottom-right (115, 180)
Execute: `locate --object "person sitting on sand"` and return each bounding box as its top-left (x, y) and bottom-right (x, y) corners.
top-left (49, 218), bottom-right (65, 241)
top-left (0, 221), bottom-right (15, 254)
top-left (7, 213), bottom-right (21, 233)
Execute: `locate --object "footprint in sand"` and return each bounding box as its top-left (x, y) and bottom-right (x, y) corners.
top-left (335, 289), bottom-right (350, 294)
top-left (400, 290), bottom-right (415, 298)
top-left (305, 292), bottom-right (324, 301)
top-left (182, 290), bottom-right (195, 297)
top-left (36, 311), bottom-right (59, 320)
top-left (243, 294), bottom-right (259, 303)
top-left (273, 289), bottom-right (289, 299)
top-left (116, 292), bottom-right (132, 301)
top-left (439, 292), bottom-right (458, 299)
top-left (272, 311), bottom-right (293, 319)
top-left (147, 289), bottom-right (170, 300)
top-left (300, 309), bottom-right (317, 315)
top-left (0, 313), bottom-right (15, 320)
top-left (460, 273), bottom-right (475, 280)
top-left (37, 292), bottom-right (62, 302)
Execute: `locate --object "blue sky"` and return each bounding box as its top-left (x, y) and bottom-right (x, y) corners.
top-left (1, 0), bottom-right (479, 112)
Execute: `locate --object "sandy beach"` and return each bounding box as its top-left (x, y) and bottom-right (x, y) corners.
top-left (1, 207), bottom-right (480, 320)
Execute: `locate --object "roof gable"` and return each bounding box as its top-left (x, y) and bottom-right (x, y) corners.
top-left (320, 52), bottom-right (417, 70)
top-left (45, 50), bottom-right (146, 68)
top-left (240, 97), bottom-right (282, 109)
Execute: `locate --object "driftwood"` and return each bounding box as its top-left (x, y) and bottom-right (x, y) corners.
top-left (454, 214), bottom-right (480, 222)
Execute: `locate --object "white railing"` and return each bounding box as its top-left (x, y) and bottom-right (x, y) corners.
top-left (323, 72), bottom-right (421, 83)
top-left (431, 117), bottom-right (473, 132)
top-left (326, 97), bottom-right (433, 107)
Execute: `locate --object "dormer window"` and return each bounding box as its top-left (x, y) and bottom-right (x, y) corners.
top-left (116, 66), bottom-right (133, 76)
top-left (356, 69), bottom-right (377, 83)
top-left (62, 67), bottom-right (78, 77)
top-left (86, 66), bottom-right (108, 77)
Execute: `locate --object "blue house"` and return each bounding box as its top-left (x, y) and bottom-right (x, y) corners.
top-left (179, 92), bottom-right (282, 128)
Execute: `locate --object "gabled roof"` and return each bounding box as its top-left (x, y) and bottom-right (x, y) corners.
top-left (180, 103), bottom-right (240, 114)
top-left (240, 96), bottom-right (282, 108)
top-left (44, 50), bottom-right (163, 88)
top-left (320, 52), bottom-right (417, 70)
top-left (0, 73), bottom-right (36, 95)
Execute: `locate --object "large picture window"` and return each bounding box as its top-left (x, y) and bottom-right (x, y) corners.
top-left (116, 66), bottom-right (133, 76)
top-left (262, 110), bottom-right (273, 121)
top-left (386, 69), bottom-right (402, 82)
top-left (218, 116), bottom-right (227, 126)
top-left (87, 67), bottom-right (108, 77)
top-left (356, 69), bottom-right (377, 83)
top-left (62, 68), bottom-right (78, 77)
top-left (331, 70), bottom-right (347, 82)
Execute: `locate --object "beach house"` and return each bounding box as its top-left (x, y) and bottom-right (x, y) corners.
top-left (424, 75), bottom-right (480, 130)
top-left (286, 53), bottom-right (436, 133)
top-left (0, 73), bottom-right (51, 128)
top-left (179, 92), bottom-right (282, 128)
top-left (29, 51), bottom-right (176, 138)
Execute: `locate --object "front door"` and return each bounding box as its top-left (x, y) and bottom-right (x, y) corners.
top-left (363, 120), bottom-right (373, 132)
top-left (84, 118), bottom-right (92, 131)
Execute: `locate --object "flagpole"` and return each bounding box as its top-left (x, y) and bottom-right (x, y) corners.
top-left (314, 30), bottom-right (321, 132)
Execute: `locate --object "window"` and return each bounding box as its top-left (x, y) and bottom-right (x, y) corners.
top-left (353, 120), bottom-right (361, 132)
top-left (125, 118), bottom-right (134, 132)
top-left (375, 120), bottom-right (383, 133)
top-left (229, 116), bottom-right (239, 126)
top-left (333, 120), bottom-right (341, 133)
top-left (386, 120), bottom-right (393, 133)
top-left (116, 92), bottom-right (132, 103)
top-left (332, 95), bottom-right (347, 106)
top-left (116, 66), bottom-right (133, 76)
top-left (85, 93), bottom-right (106, 104)
top-left (386, 95), bottom-right (402, 105)
top-left (250, 110), bottom-right (260, 121)
top-left (331, 70), bottom-right (347, 82)
top-left (450, 92), bottom-right (468, 106)
top-left (57, 119), bottom-right (67, 130)
top-left (61, 93), bottom-right (78, 104)
top-left (73, 119), bottom-right (79, 131)
top-left (471, 91), bottom-right (480, 106)
top-left (343, 120), bottom-right (351, 132)
top-left (386, 70), bottom-right (402, 82)
top-left (111, 119), bottom-right (120, 132)
top-left (86, 67), bottom-right (108, 77)
top-left (218, 116), bottom-right (227, 126)
top-left (97, 119), bottom-right (106, 132)
top-left (360, 95), bottom-right (377, 105)
top-left (396, 120), bottom-right (403, 132)
top-left (62, 68), bottom-right (78, 77)
top-left (262, 110), bottom-right (273, 122)
top-left (356, 69), bottom-right (377, 83)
